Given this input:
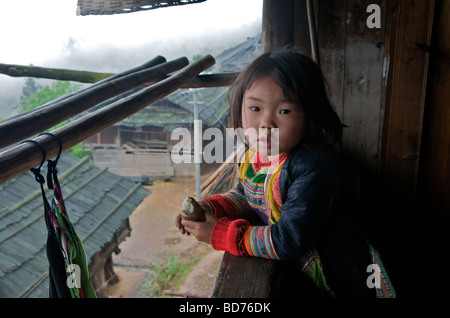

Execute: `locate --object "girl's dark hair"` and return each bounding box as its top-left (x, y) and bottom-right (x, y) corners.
top-left (228, 48), bottom-right (343, 148)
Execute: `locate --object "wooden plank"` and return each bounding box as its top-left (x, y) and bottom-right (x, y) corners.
top-left (381, 0), bottom-right (435, 195)
top-left (418, 0), bottom-right (450, 215)
top-left (341, 0), bottom-right (386, 173)
top-left (211, 252), bottom-right (276, 298)
top-left (317, 0), bottom-right (347, 122)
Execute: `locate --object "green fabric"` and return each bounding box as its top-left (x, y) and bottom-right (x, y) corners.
top-left (54, 205), bottom-right (97, 298)
top-left (301, 249), bottom-right (336, 298)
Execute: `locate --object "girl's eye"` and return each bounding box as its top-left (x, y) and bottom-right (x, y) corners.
top-left (280, 109), bottom-right (291, 115)
top-left (250, 106), bottom-right (260, 112)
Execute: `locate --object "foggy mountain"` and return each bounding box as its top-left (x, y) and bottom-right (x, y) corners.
top-left (0, 24), bottom-right (261, 119)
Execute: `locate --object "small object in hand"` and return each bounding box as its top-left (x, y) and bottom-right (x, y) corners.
top-left (180, 196), bottom-right (206, 222)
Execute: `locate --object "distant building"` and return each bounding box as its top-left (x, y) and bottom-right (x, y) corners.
top-left (83, 35), bottom-right (262, 179)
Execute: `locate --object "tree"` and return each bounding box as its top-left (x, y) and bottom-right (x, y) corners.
top-left (15, 80), bottom-right (82, 113)
top-left (15, 80), bottom-right (91, 159)
top-left (21, 77), bottom-right (42, 100)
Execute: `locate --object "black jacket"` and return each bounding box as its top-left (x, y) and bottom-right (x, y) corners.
top-left (243, 143), bottom-right (375, 297)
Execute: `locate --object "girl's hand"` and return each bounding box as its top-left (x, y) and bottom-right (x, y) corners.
top-left (175, 213), bottom-right (189, 235)
top-left (180, 212), bottom-right (217, 244)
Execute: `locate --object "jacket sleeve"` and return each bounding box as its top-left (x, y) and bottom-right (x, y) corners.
top-left (203, 182), bottom-right (262, 257)
top-left (210, 149), bottom-right (343, 260)
top-left (203, 182), bottom-right (255, 221)
top-left (269, 171), bottom-right (339, 259)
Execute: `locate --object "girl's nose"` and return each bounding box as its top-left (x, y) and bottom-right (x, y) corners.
top-left (260, 112), bottom-right (276, 129)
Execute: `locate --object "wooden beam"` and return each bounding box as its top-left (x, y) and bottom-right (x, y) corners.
top-left (0, 57), bottom-right (189, 149)
top-left (381, 0), bottom-right (435, 196)
top-left (0, 55), bottom-right (215, 184)
top-left (0, 63), bottom-right (114, 83)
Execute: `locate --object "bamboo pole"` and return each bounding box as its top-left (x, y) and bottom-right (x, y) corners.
top-left (0, 55), bottom-right (215, 184)
top-left (0, 62), bottom-right (114, 83)
top-left (3, 56), bottom-right (167, 124)
top-left (0, 57), bottom-right (189, 149)
top-left (0, 58), bottom-right (236, 89)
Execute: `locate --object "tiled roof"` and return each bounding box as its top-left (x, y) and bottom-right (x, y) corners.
top-left (0, 152), bottom-right (150, 297)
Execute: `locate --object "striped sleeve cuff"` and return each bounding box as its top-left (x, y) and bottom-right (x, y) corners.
top-left (243, 226), bottom-right (280, 260)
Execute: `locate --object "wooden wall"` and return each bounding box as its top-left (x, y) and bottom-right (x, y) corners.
top-left (262, 0), bottom-right (390, 174)
top-left (318, 0), bottom-right (388, 175)
top-left (418, 0), bottom-right (450, 218)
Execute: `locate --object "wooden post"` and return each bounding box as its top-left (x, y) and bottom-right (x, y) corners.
top-left (261, 0), bottom-right (312, 57)
top-left (261, 0), bottom-right (294, 53)
top-left (0, 55), bottom-right (215, 184)
top-left (381, 0), bottom-right (435, 196)
top-left (418, 0), bottom-right (450, 215)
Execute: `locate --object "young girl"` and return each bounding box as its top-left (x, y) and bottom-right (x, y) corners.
top-left (175, 49), bottom-right (396, 298)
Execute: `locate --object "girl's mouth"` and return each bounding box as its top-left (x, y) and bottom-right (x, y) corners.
top-left (258, 136), bottom-right (271, 147)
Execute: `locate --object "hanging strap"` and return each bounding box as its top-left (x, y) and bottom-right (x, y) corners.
top-left (38, 133), bottom-right (62, 190)
top-left (21, 139), bottom-right (50, 213)
top-left (36, 134), bottom-right (97, 298)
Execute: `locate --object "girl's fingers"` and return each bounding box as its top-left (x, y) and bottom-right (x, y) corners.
top-left (175, 213), bottom-right (190, 235)
top-left (180, 219), bottom-right (194, 233)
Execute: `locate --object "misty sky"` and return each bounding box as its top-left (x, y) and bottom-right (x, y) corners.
top-left (0, 0), bottom-right (263, 118)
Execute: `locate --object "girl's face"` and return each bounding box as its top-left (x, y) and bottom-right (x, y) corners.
top-left (241, 76), bottom-right (305, 158)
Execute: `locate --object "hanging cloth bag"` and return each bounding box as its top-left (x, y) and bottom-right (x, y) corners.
top-left (25, 135), bottom-right (96, 298)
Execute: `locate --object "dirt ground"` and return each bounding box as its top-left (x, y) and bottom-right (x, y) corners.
top-left (103, 173), bottom-right (224, 298)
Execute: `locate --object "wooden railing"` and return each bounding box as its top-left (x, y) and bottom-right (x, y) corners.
top-left (211, 252), bottom-right (321, 298)
top-left (212, 253), bottom-right (276, 297)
